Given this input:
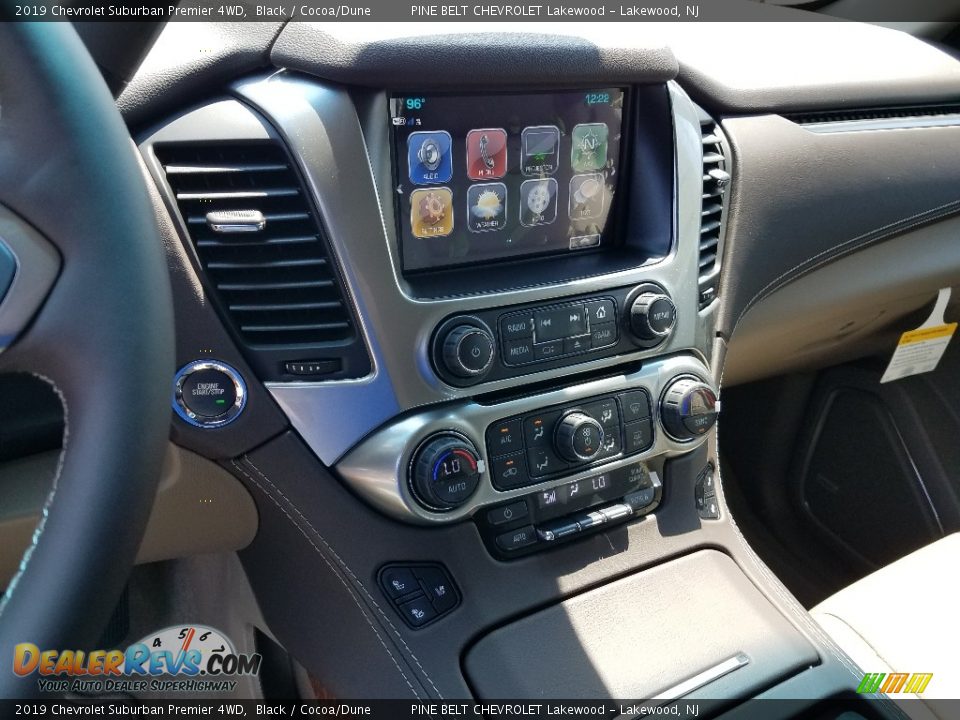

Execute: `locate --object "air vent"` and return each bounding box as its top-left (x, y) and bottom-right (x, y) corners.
top-left (155, 141), bottom-right (369, 380)
top-left (789, 104), bottom-right (960, 126)
top-left (698, 117), bottom-right (729, 309)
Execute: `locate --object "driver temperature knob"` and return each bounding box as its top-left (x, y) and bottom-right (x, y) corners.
top-left (410, 434), bottom-right (483, 511)
top-left (555, 412), bottom-right (605, 463)
top-left (660, 378), bottom-right (719, 442)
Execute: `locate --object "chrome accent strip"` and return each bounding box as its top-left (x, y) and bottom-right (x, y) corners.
top-left (802, 114), bottom-right (960, 134)
top-left (335, 354), bottom-right (713, 524)
top-left (206, 210), bottom-right (266, 233)
top-left (653, 653), bottom-right (750, 702)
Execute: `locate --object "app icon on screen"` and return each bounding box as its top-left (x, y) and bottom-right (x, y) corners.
top-left (521, 125), bottom-right (560, 176)
top-left (519, 178), bottom-right (558, 227)
top-left (568, 174), bottom-right (605, 220)
top-left (407, 131), bottom-right (453, 185)
top-left (466, 129), bottom-right (508, 180)
top-left (467, 182), bottom-right (508, 233)
top-left (571, 123), bottom-right (609, 172)
top-left (410, 187), bottom-right (454, 238)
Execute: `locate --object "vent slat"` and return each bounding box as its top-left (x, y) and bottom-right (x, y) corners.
top-left (698, 118), bottom-right (728, 308)
top-left (157, 141), bottom-right (354, 347)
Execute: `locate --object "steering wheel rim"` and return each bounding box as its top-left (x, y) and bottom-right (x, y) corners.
top-left (0, 23), bottom-right (174, 697)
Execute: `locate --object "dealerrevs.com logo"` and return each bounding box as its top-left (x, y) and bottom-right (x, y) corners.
top-left (12, 624), bottom-right (261, 694)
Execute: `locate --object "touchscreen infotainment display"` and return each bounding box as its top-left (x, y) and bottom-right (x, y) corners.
top-left (390, 89), bottom-right (626, 273)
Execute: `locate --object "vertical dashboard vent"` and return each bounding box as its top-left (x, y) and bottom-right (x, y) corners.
top-left (698, 117), bottom-right (730, 309)
top-left (155, 141), bottom-right (369, 380)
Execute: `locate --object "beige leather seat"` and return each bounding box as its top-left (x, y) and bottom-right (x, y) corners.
top-left (811, 533), bottom-right (959, 716)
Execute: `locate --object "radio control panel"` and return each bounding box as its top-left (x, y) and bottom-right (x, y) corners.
top-left (431, 283), bottom-right (675, 386)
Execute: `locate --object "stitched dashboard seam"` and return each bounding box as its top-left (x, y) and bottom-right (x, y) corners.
top-left (733, 198), bottom-right (960, 332)
top-left (0, 374), bottom-right (68, 618)
top-left (229, 458), bottom-right (423, 700)
top-left (240, 456), bottom-right (443, 699)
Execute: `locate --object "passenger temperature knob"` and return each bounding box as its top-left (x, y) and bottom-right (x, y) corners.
top-left (660, 378), bottom-right (719, 442)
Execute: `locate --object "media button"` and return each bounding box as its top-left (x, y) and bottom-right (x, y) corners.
top-left (466, 182), bottom-right (507, 233)
top-left (466, 128), bottom-right (508, 180)
top-left (407, 130), bottom-right (453, 185)
top-left (503, 338), bottom-right (534, 365)
top-left (521, 125), bottom-right (560, 176)
top-left (520, 178), bottom-right (558, 227)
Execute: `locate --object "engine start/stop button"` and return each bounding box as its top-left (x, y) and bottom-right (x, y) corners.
top-left (173, 360), bottom-right (246, 428)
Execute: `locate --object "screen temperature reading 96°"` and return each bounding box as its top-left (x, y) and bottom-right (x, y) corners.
top-left (390, 89), bottom-right (625, 273)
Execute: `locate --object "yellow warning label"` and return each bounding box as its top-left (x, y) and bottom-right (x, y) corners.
top-left (899, 323), bottom-right (957, 345)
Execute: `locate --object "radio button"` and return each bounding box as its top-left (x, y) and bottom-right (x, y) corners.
top-left (499, 315), bottom-right (534, 341)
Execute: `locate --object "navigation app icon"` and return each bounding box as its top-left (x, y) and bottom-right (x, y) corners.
top-left (571, 123), bottom-right (609, 172)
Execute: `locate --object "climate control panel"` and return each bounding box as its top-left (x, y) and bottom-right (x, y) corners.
top-left (431, 283), bottom-right (676, 386)
top-left (485, 390), bottom-right (654, 491)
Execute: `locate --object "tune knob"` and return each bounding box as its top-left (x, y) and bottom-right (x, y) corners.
top-left (629, 292), bottom-right (676, 342)
top-left (554, 412), bottom-right (605, 463)
top-left (410, 434), bottom-right (483, 511)
top-left (440, 324), bottom-right (495, 379)
top-left (660, 377), bottom-right (719, 442)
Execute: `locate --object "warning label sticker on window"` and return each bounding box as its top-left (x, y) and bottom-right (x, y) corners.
top-left (881, 288), bottom-right (956, 383)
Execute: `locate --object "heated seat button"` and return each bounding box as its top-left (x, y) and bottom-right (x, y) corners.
top-left (398, 595), bottom-right (437, 627)
top-left (381, 567), bottom-right (419, 600)
top-left (415, 567), bottom-right (458, 614)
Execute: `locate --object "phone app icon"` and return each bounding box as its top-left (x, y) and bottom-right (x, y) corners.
top-left (466, 129), bottom-right (507, 180)
top-left (410, 187), bottom-right (454, 238)
top-left (569, 174), bottom-right (605, 220)
top-left (519, 178), bottom-right (558, 227)
top-left (467, 182), bottom-right (508, 233)
top-left (521, 125), bottom-right (560, 176)
top-left (407, 131), bottom-right (453, 185)
top-left (571, 123), bottom-right (609, 172)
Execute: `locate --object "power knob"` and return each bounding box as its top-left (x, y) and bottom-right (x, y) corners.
top-left (660, 377), bottom-right (719, 442)
top-left (629, 292), bottom-right (676, 343)
top-left (554, 412), bottom-right (605, 463)
top-left (440, 324), bottom-right (495, 379)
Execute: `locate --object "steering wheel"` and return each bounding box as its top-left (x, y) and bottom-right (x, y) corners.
top-left (0, 24), bottom-right (174, 697)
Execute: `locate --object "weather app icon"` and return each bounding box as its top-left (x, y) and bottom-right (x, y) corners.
top-left (467, 182), bottom-right (507, 232)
